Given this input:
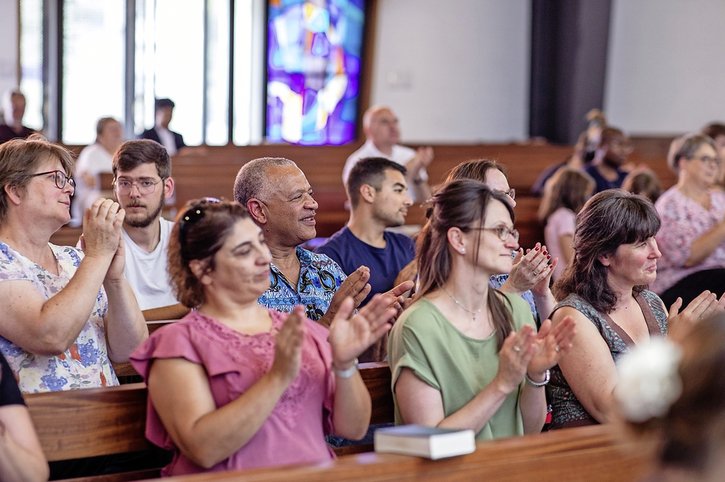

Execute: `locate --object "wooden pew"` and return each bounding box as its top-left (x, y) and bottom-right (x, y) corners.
top-left (26, 361), bottom-right (656, 481)
top-left (152, 424), bottom-right (655, 482)
top-left (26, 363), bottom-right (394, 480)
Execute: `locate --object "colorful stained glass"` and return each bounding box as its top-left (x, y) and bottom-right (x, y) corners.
top-left (266, 0), bottom-right (366, 145)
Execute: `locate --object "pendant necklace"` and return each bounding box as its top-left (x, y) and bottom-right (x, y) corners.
top-left (442, 287), bottom-right (483, 322)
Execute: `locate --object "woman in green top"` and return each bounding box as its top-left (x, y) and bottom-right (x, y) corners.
top-left (388, 180), bottom-right (575, 440)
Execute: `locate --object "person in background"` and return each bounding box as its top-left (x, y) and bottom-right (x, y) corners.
top-left (584, 126), bottom-right (632, 194)
top-left (130, 199), bottom-right (397, 475)
top-left (0, 136), bottom-right (148, 393)
top-left (621, 166), bottom-right (663, 203)
top-left (701, 122), bottom-right (725, 189)
top-left (139, 98), bottom-right (186, 156)
top-left (71, 117), bottom-right (124, 227)
top-left (615, 312), bottom-right (725, 481)
top-left (653, 134), bottom-right (725, 308)
top-left (0, 351), bottom-right (48, 482)
top-left (343, 105), bottom-right (434, 203)
top-left (113, 139), bottom-right (188, 320)
top-left (0, 89), bottom-right (35, 145)
top-left (389, 180), bottom-right (575, 440)
top-left (548, 190), bottom-right (721, 429)
top-left (539, 168), bottom-right (595, 281)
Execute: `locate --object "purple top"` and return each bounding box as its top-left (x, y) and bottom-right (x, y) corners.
top-left (130, 309), bottom-right (336, 476)
top-left (653, 188), bottom-right (725, 293)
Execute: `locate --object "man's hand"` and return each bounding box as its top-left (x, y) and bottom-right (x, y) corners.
top-left (319, 266), bottom-right (371, 327)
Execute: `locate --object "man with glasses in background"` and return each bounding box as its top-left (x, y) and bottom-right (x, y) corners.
top-left (112, 139), bottom-right (189, 320)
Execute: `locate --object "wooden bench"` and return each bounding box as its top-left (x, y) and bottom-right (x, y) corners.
top-left (26, 363), bottom-right (394, 481)
top-left (152, 424), bottom-right (655, 481)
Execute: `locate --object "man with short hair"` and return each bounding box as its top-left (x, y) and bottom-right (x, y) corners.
top-left (234, 157), bottom-right (371, 325)
top-left (234, 157), bottom-right (412, 327)
top-left (342, 105), bottom-right (434, 203)
top-left (318, 157), bottom-right (415, 308)
top-left (0, 89), bottom-right (35, 144)
top-left (139, 98), bottom-right (186, 156)
top-left (113, 139), bottom-right (188, 320)
top-left (585, 126), bottom-right (631, 193)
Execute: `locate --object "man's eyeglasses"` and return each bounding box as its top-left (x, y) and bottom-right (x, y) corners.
top-left (28, 170), bottom-right (75, 190)
top-left (114, 177), bottom-right (164, 195)
top-left (179, 197), bottom-right (221, 257)
top-left (474, 225), bottom-right (520, 242)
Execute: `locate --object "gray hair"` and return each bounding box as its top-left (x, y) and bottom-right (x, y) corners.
top-left (667, 133), bottom-right (717, 174)
top-left (233, 157), bottom-right (297, 204)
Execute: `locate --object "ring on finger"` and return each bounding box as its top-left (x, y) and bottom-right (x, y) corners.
top-left (555, 345), bottom-right (560, 353)
top-left (513, 345), bottom-right (522, 353)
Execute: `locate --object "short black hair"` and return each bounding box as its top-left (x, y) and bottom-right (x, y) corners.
top-left (346, 157), bottom-right (406, 208)
top-left (155, 98), bottom-right (175, 112)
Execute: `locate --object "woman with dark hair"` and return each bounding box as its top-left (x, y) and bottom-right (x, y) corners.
top-left (548, 190), bottom-right (720, 429)
top-left (615, 312), bottom-right (725, 481)
top-left (388, 180), bottom-right (574, 440)
top-left (653, 134), bottom-right (725, 308)
top-left (540, 168), bottom-right (595, 280)
top-left (130, 199), bottom-right (396, 475)
top-left (444, 159), bottom-right (557, 322)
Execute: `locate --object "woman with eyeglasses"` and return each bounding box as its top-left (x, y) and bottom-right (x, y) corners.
top-left (130, 199), bottom-right (396, 475)
top-left (388, 180), bottom-right (575, 440)
top-left (444, 159), bottom-right (558, 323)
top-left (653, 134), bottom-right (725, 309)
top-left (547, 190), bottom-right (721, 429)
top-left (0, 136), bottom-right (147, 393)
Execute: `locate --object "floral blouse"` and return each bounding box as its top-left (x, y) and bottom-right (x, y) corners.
top-left (0, 242), bottom-right (118, 393)
top-left (653, 188), bottom-right (725, 293)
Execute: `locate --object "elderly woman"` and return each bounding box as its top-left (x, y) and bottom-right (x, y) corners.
top-left (445, 159), bottom-right (557, 322)
top-left (0, 137), bottom-right (147, 393)
top-left (653, 134), bottom-right (725, 308)
top-left (389, 180), bottom-right (574, 440)
top-left (549, 190), bottom-right (721, 429)
top-left (130, 199), bottom-right (396, 475)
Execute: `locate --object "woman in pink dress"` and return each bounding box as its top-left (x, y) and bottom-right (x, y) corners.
top-left (130, 199), bottom-right (396, 476)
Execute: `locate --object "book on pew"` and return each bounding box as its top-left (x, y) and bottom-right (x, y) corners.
top-left (374, 425), bottom-right (475, 460)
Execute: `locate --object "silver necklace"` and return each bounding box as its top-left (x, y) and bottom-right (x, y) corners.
top-left (442, 287), bottom-right (483, 322)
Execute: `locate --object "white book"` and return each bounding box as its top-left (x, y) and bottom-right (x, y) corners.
top-left (374, 424), bottom-right (476, 460)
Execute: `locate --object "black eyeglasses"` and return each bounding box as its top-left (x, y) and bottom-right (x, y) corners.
top-left (179, 197), bottom-right (221, 257)
top-left (496, 188), bottom-right (515, 200)
top-left (28, 170), bottom-right (75, 190)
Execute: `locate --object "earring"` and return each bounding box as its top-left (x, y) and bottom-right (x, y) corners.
top-left (460, 248), bottom-right (466, 254)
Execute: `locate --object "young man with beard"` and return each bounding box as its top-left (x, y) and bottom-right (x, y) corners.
top-left (318, 157), bottom-right (415, 308)
top-left (112, 139), bottom-right (188, 320)
top-left (584, 126), bottom-right (632, 193)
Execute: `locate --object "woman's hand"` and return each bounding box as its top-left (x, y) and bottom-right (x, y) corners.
top-left (527, 316), bottom-right (576, 376)
top-left (328, 294), bottom-right (397, 368)
top-left (531, 257), bottom-right (557, 297)
top-left (270, 306), bottom-right (305, 384)
top-left (82, 198), bottom-right (124, 260)
top-left (668, 291), bottom-right (723, 342)
top-left (503, 243), bottom-right (553, 293)
top-left (493, 326), bottom-right (537, 394)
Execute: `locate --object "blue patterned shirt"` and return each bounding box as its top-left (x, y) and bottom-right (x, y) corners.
top-left (259, 247), bottom-right (346, 321)
top-left (489, 273), bottom-right (538, 321)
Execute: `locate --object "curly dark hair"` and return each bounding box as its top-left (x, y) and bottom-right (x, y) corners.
top-left (168, 198), bottom-right (250, 307)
